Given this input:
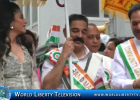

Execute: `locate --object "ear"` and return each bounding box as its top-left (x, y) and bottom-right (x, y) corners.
top-left (63, 28), bottom-right (67, 38)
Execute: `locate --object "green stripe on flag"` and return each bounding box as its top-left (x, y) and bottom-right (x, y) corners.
top-left (118, 45), bottom-right (136, 79)
top-left (49, 36), bottom-right (59, 43)
top-left (45, 36), bottom-right (60, 46)
top-left (97, 86), bottom-right (106, 89)
top-left (45, 39), bottom-right (50, 46)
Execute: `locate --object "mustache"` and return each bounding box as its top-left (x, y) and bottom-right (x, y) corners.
top-left (73, 37), bottom-right (84, 43)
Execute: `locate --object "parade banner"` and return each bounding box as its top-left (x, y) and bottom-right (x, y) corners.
top-left (101, 0), bottom-right (140, 20)
top-left (10, 0), bottom-right (47, 6)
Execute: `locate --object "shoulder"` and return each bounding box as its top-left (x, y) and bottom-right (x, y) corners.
top-left (92, 53), bottom-right (104, 58)
top-left (42, 47), bottom-right (63, 66)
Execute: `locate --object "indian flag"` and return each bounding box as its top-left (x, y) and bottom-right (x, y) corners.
top-left (95, 78), bottom-right (106, 89)
top-left (45, 25), bottom-right (60, 46)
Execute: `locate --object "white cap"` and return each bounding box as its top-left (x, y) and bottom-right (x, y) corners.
top-left (100, 34), bottom-right (111, 45)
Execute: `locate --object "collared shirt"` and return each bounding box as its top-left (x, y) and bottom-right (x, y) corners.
top-left (41, 45), bottom-right (91, 89)
top-left (111, 38), bottom-right (140, 89)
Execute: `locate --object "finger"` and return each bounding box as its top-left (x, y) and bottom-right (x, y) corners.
top-left (67, 37), bottom-right (73, 41)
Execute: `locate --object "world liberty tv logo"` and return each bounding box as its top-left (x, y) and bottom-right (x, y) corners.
top-left (0, 85), bottom-right (11, 100)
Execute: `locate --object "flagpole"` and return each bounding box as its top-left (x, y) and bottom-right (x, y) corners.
top-left (64, 0), bottom-right (74, 89)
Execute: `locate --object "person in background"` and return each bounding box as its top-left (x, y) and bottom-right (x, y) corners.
top-left (84, 23), bottom-right (113, 89)
top-left (25, 29), bottom-right (40, 88)
top-left (84, 23), bottom-right (101, 53)
top-left (111, 3), bottom-right (140, 89)
top-left (0, 1), bottom-right (39, 89)
top-left (25, 29), bottom-right (39, 50)
top-left (104, 38), bottom-right (123, 59)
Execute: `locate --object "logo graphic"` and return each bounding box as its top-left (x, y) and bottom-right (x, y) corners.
top-left (0, 85), bottom-right (11, 100)
top-left (103, 68), bottom-right (112, 83)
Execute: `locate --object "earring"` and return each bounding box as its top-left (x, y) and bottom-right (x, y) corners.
top-left (10, 25), bottom-right (14, 29)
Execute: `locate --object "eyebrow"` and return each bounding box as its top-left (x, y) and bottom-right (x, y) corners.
top-left (83, 29), bottom-right (87, 31)
top-left (71, 28), bottom-right (79, 30)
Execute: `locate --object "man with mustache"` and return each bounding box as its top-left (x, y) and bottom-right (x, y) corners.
top-left (41, 14), bottom-right (112, 89)
top-left (111, 4), bottom-right (140, 89)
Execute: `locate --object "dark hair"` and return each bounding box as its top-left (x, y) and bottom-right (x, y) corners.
top-left (17, 34), bottom-right (33, 56)
top-left (69, 14), bottom-right (88, 26)
top-left (123, 37), bottom-right (134, 41)
top-left (107, 38), bottom-right (124, 47)
top-left (0, 1), bottom-right (33, 58)
top-left (88, 23), bottom-right (96, 26)
top-left (128, 3), bottom-right (140, 20)
top-left (98, 43), bottom-right (105, 51)
top-left (25, 30), bottom-right (36, 45)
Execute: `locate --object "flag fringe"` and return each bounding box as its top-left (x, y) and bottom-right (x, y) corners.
top-left (13, 0), bottom-right (47, 7)
top-left (103, 8), bottom-right (130, 22)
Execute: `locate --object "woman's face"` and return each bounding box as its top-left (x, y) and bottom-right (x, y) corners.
top-left (104, 41), bottom-right (116, 58)
top-left (11, 10), bottom-right (27, 34)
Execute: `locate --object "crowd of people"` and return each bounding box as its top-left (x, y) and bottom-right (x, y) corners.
top-left (0, 1), bottom-right (140, 90)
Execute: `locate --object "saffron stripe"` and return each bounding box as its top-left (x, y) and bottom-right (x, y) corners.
top-left (52, 25), bottom-right (60, 31)
top-left (74, 63), bottom-right (95, 88)
top-left (129, 39), bottom-right (140, 65)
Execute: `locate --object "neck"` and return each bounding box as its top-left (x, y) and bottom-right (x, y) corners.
top-left (73, 45), bottom-right (85, 58)
top-left (8, 31), bottom-right (18, 44)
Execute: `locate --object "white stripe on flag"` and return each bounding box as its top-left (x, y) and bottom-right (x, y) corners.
top-left (51, 31), bottom-right (60, 38)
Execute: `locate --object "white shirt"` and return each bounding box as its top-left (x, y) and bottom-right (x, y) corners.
top-left (111, 38), bottom-right (140, 89)
top-left (41, 45), bottom-right (91, 89)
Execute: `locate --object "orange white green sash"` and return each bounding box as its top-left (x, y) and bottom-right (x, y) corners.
top-left (45, 49), bottom-right (95, 89)
top-left (118, 39), bottom-right (140, 79)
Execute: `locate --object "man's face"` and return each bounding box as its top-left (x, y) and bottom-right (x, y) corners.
top-left (85, 25), bottom-right (101, 53)
top-left (69, 20), bottom-right (88, 47)
top-left (131, 10), bottom-right (140, 40)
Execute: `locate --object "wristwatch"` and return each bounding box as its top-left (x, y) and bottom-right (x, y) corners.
top-left (133, 80), bottom-right (137, 89)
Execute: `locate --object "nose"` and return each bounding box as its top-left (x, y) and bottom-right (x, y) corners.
top-left (24, 19), bottom-right (27, 24)
top-left (138, 23), bottom-right (140, 29)
top-left (77, 31), bottom-right (82, 38)
top-left (104, 48), bottom-right (108, 55)
top-left (93, 37), bottom-right (97, 43)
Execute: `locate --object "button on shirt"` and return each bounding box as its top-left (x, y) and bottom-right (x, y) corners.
top-left (41, 46), bottom-right (91, 89)
top-left (111, 38), bottom-right (140, 89)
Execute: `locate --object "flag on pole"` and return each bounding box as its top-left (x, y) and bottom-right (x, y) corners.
top-left (101, 0), bottom-right (140, 20)
top-left (45, 25), bottom-right (60, 46)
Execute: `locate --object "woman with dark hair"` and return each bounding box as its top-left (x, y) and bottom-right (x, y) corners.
top-left (104, 38), bottom-right (123, 58)
top-left (0, 1), bottom-right (39, 89)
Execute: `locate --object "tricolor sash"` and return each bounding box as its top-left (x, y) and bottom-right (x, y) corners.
top-left (42, 49), bottom-right (112, 89)
top-left (46, 49), bottom-right (95, 89)
top-left (118, 39), bottom-right (140, 80)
